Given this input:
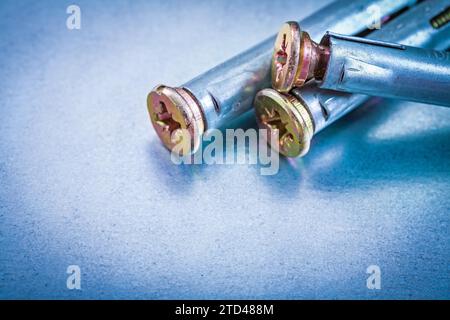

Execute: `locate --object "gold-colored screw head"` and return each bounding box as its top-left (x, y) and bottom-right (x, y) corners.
top-left (272, 21), bottom-right (321, 93)
top-left (147, 85), bottom-right (205, 155)
top-left (254, 88), bottom-right (314, 158)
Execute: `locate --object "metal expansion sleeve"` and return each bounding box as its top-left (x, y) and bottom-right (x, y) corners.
top-left (317, 33), bottom-right (450, 107)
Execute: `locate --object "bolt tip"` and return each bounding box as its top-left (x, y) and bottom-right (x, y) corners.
top-left (254, 88), bottom-right (314, 158)
top-left (147, 85), bottom-right (204, 155)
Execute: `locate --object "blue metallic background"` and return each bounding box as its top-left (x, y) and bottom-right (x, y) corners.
top-left (0, 0), bottom-right (449, 299)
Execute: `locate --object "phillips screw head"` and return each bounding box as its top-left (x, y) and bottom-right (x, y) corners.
top-left (254, 88), bottom-right (314, 158)
top-left (147, 85), bottom-right (205, 155)
top-left (272, 21), bottom-right (326, 93)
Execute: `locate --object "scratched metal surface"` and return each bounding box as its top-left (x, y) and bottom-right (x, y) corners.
top-left (0, 0), bottom-right (449, 299)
